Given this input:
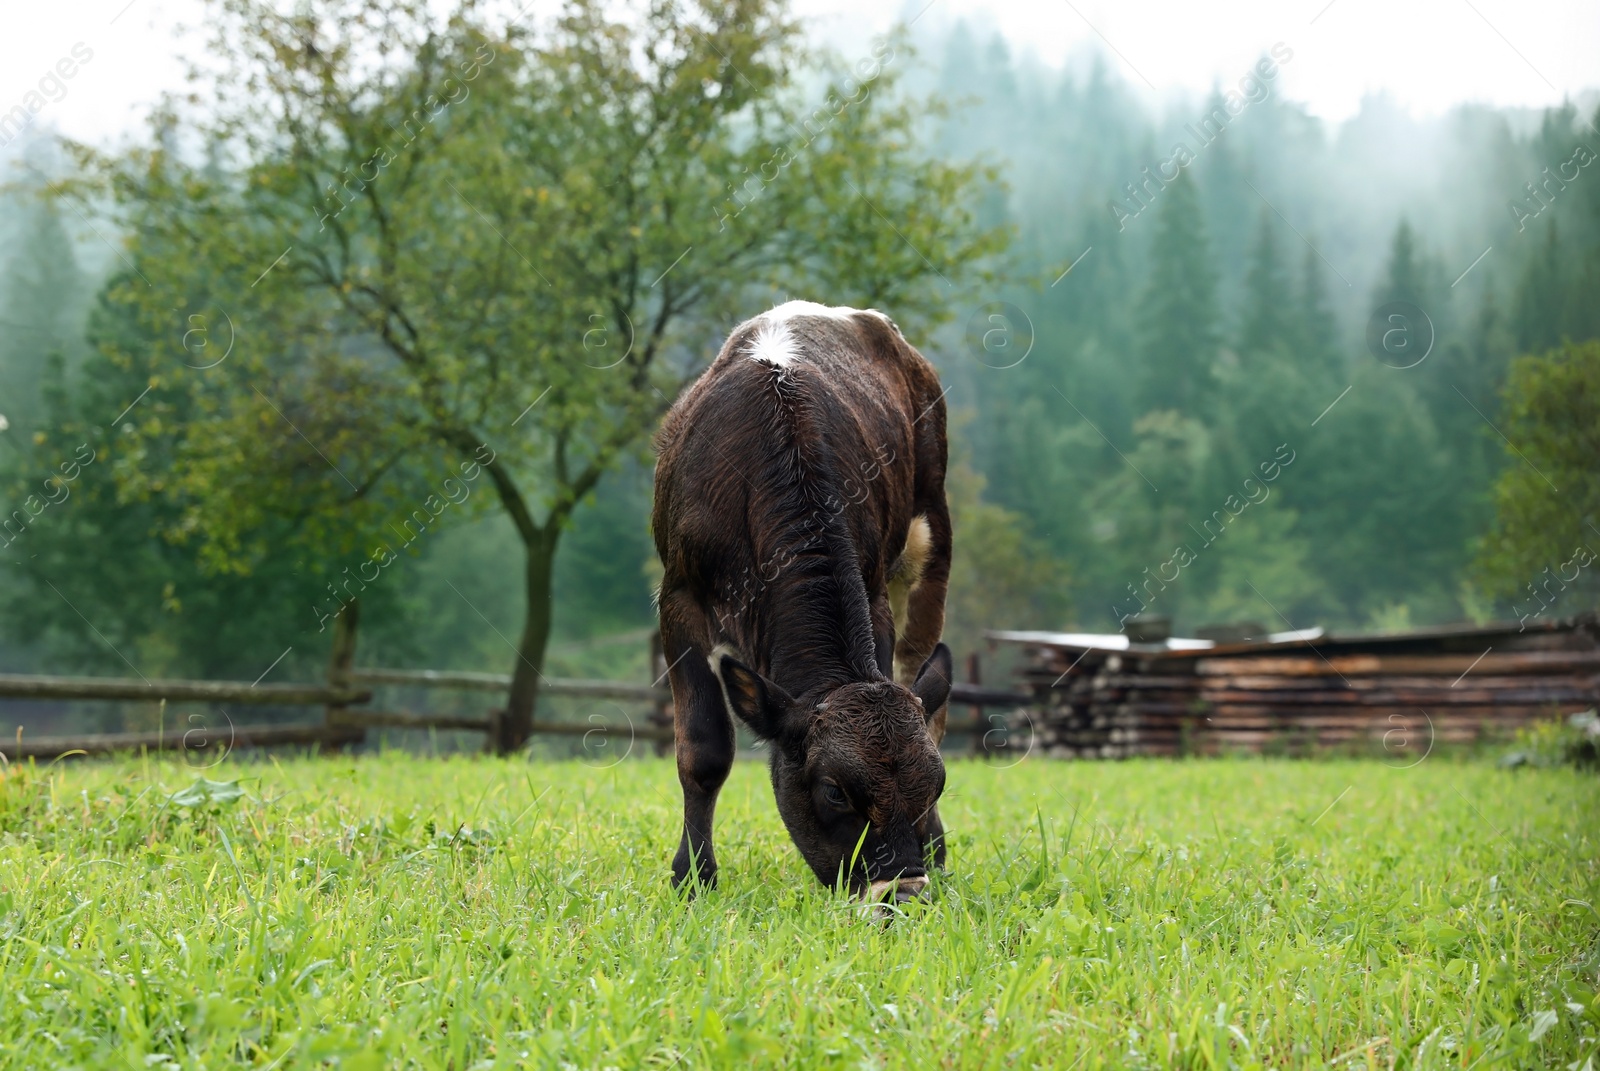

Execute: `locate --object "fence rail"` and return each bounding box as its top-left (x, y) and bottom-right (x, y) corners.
top-left (348, 667), bottom-right (1024, 709)
top-left (3, 723), bottom-right (366, 761)
top-left (0, 674), bottom-right (370, 706)
top-left (1, 607), bottom-right (1026, 760)
top-left (349, 668), bottom-right (669, 703)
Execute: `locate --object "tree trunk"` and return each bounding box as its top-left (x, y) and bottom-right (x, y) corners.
top-left (498, 528), bottom-right (559, 752)
top-left (322, 597), bottom-right (364, 753)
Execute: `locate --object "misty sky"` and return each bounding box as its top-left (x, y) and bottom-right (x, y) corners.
top-left (1, 0), bottom-right (1595, 149)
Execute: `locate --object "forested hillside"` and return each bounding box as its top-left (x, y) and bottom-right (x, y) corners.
top-left (2, 17), bottom-right (1597, 685)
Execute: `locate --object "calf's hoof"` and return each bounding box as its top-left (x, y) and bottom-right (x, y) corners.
top-left (670, 855), bottom-right (718, 896)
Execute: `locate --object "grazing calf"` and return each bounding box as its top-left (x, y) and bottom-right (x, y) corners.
top-left (652, 300), bottom-right (953, 903)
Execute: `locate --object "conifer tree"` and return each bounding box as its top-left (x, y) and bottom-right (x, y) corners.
top-left (1136, 170), bottom-right (1219, 414)
top-left (0, 194), bottom-right (87, 433)
top-left (1513, 220), bottom-right (1571, 354)
top-left (1237, 208), bottom-right (1295, 360)
top-left (1373, 218), bottom-right (1439, 312)
top-left (1296, 241), bottom-right (1343, 380)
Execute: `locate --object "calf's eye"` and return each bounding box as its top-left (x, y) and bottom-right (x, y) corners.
top-left (821, 781), bottom-right (849, 809)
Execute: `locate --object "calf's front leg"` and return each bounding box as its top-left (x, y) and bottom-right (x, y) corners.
top-left (661, 621), bottom-right (736, 891)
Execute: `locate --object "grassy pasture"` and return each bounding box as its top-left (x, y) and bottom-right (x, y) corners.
top-left (0, 753), bottom-right (1595, 1069)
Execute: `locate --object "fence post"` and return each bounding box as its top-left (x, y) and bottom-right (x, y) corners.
top-left (323, 599), bottom-right (365, 752)
top-left (968, 651), bottom-right (991, 755)
top-left (649, 631), bottom-right (673, 757)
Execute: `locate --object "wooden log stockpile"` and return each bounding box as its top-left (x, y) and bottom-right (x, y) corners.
top-left (1002, 616), bottom-right (1600, 759)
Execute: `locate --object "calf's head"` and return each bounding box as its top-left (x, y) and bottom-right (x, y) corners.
top-left (712, 644), bottom-right (952, 901)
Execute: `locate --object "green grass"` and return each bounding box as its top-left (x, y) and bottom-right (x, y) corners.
top-left (0, 753), bottom-right (1596, 1070)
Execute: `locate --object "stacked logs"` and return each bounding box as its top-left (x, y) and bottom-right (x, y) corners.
top-left (1005, 617), bottom-right (1600, 759)
top-left (1013, 647), bottom-right (1189, 758)
top-left (1190, 649), bottom-right (1599, 754)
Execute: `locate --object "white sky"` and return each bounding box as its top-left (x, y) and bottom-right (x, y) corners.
top-left (1, 0), bottom-right (1595, 148)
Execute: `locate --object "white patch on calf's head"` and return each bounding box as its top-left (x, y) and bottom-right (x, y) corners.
top-left (764, 300), bottom-right (899, 333)
top-left (743, 302), bottom-right (902, 370)
top-left (766, 300), bottom-right (863, 322)
top-left (745, 320), bottom-right (797, 367)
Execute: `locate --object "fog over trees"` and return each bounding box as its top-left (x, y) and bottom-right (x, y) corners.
top-left (2, 8), bottom-right (1596, 694)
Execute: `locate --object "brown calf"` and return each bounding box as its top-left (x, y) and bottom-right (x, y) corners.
top-left (652, 300), bottom-right (953, 902)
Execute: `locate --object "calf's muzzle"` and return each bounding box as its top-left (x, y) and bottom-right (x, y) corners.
top-left (866, 874), bottom-right (931, 904)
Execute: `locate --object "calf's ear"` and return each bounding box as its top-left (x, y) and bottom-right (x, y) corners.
top-left (911, 643), bottom-right (953, 721)
top-left (712, 647), bottom-right (801, 741)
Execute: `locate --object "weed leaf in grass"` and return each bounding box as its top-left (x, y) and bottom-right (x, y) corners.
top-left (168, 777), bottom-right (246, 808)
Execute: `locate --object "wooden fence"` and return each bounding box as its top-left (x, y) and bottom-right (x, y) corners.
top-left (0, 610), bottom-right (1026, 761)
